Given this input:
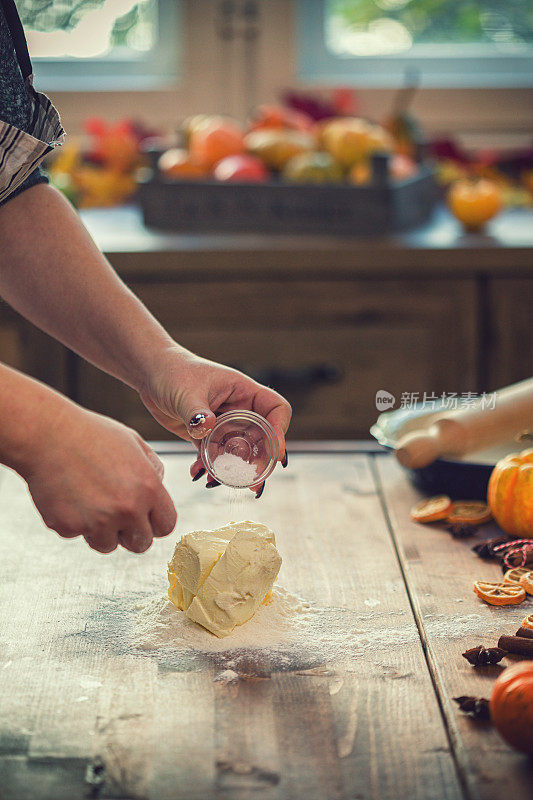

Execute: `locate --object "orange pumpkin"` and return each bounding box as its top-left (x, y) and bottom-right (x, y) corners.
top-left (490, 661), bottom-right (533, 756)
top-left (448, 178), bottom-right (501, 230)
top-left (487, 448), bottom-right (533, 538)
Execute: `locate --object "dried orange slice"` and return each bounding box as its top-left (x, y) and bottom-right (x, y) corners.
top-left (410, 495), bottom-right (453, 523)
top-left (473, 580), bottom-right (526, 606)
top-left (520, 613), bottom-right (533, 629)
top-left (447, 502), bottom-right (492, 526)
top-left (503, 567), bottom-right (531, 585)
top-left (519, 571), bottom-right (533, 595)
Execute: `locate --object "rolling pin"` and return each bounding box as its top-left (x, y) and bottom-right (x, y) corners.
top-left (395, 378), bottom-right (533, 470)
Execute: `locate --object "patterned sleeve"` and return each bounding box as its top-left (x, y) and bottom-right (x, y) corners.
top-left (0, 4), bottom-right (49, 206)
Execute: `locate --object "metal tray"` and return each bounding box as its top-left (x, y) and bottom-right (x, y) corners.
top-left (370, 404), bottom-right (518, 500)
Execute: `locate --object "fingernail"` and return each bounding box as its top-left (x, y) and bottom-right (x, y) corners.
top-left (192, 467), bottom-right (206, 482)
top-left (189, 413), bottom-right (207, 427)
top-left (255, 482), bottom-right (265, 500)
top-left (206, 479), bottom-right (221, 489)
top-left (281, 449), bottom-right (288, 468)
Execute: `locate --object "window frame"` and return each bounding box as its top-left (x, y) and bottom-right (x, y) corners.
top-left (298, 0), bottom-right (533, 88)
top-left (28, 0), bottom-right (181, 91)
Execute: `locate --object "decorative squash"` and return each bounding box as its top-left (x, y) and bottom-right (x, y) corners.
top-left (448, 178), bottom-right (501, 230)
top-left (490, 661), bottom-right (533, 756)
top-left (487, 448), bottom-right (533, 538)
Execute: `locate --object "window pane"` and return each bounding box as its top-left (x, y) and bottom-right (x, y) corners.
top-left (326, 0), bottom-right (533, 56)
top-left (21, 0), bottom-right (158, 59)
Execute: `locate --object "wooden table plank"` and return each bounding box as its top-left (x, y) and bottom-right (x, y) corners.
top-left (0, 453), bottom-right (463, 800)
top-left (375, 457), bottom-right (533, 800)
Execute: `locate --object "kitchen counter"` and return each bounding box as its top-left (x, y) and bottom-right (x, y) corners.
top-left (80, 204), bottom-right (533, 278)
top-left (1, 205), bottom-right (531, 440)
top-left (1, 444), bottom-right (531, 800)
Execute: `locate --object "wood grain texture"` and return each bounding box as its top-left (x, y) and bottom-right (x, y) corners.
top-left (0, 303), bottom-right (69, 395)
top-left (74, 278), bottom-right (478, 440)
top-left (375, 456), bottom-right (533, 800)
top-left (0, 453), bottom-right (463, 800)
top-left (488, 278), bottom-right (533, 389)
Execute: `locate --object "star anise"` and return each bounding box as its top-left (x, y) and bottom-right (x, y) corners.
top-left (453, 695), bottom-right (491, 720)
top-left (462, 645), bottom-right (506, 666)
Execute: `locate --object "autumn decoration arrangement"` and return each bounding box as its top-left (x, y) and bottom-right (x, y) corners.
top-left (156, 108), bottom-right (417, 188)
top-left (47, 118), bottom-right (156, 208)
top-left (411, 447), bottom-right (533, 757)
top-left (44, 93), bottom-right (533, 223)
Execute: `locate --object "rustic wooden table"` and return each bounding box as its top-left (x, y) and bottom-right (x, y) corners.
top-left (1, 445), bottom-right (532, 800)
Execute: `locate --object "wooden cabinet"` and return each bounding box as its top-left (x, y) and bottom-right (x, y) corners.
top-left (75, 278), bottom-right (478, 439)
top-left (0, 299), bottom-right (68, 394)
top-left (0, 300), bottom-right (22, 370)
top-left (488, 278), bottom-right (533, 389)
top-left (0, 206), bottom-right (531, 441)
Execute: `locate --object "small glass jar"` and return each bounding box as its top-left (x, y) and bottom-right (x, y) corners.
top-left (200, 410), bottom-right (279, 489)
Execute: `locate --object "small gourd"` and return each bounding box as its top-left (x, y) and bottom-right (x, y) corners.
top-left (490, 661), bottom-right (533, 756)
top-left (487, 448), bottom-right (533, 538)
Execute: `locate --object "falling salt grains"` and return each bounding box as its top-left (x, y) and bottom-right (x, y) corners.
top-left (228, 488), bottom-right (247, 522)
top-left (213, 452), bottom-right (258, 487)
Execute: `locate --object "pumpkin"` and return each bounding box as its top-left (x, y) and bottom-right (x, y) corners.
top-left (490, 661), bottom-right (533, 756)
top-left (487, 448), bottom-right (533, 538)
top-left (448, 178), bottom-right (501, 230)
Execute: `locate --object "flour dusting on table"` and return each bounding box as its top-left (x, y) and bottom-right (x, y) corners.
top-left (130, 584), bottom-right (500, 673)
top-left (133, 586), bottom-right (312, 654)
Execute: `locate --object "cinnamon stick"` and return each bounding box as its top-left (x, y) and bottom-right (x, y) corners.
top-left (515, 626), bottom-right (533, 640)
top-left (498, 635), bottom-right (533, 657)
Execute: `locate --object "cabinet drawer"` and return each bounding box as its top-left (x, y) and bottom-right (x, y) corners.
top-left (128, 278), bottom-right (474, 331)
top-left (76, 278), bottom-right (478, 439)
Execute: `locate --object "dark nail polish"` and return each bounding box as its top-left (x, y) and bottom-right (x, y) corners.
top-left (281, 449), bottom-right (288, 468)
top-left (192, 467), bottom-right (206, 482)
top-left (255, 482), bottom-right (265, 500)
top-left (189, 413), bottom-right (207, 427)
top-left (206, 480), bottom-right (221, 489)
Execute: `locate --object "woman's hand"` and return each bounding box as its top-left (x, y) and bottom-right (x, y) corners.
top-left (139, 347), bottom-right (292, 485)
top-left (22, 404), bottom-right (177, 554)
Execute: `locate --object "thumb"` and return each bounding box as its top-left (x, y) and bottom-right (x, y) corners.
top-left (178, 394), bottom-right (217, 440)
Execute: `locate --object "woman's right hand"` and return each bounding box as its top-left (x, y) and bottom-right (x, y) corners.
top-left (21, 404), bottom-right (177, 553)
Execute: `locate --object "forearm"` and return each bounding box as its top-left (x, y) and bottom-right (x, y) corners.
top-left (0, 362), bottom-right (67, 475)
top-left (0, 184), bottom-right (179, 390)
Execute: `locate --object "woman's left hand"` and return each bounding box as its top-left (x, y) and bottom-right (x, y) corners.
top-left (139, 347), bottom-right (291, 487)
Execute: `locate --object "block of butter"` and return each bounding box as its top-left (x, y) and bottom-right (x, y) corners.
top-left (167, 521), bottom-right (281, 638)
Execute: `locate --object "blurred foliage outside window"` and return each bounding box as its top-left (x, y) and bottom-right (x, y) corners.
top-left (19, 0), bottom-right (157, 58)
top-left (327, 0), bottom-right (533, 56)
